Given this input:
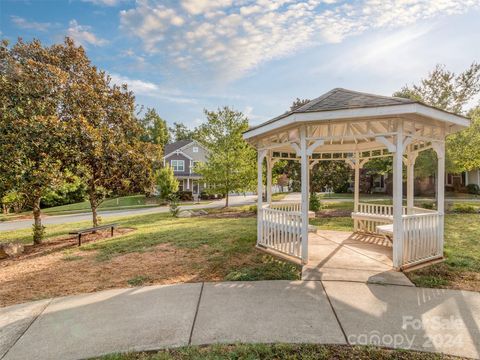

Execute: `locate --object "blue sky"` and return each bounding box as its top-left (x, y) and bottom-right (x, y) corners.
top-left (1, 0), bottom-right (480, 128)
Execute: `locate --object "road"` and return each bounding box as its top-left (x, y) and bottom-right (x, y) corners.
top-left (0, 195), bottom-right (257, 231)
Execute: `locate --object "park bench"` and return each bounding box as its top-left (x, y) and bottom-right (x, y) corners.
top-left (69, 223), bottom-right (118, 246)
top-left (376, 223), bottom-right (394, 242)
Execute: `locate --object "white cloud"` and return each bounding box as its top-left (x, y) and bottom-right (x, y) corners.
top-left (120, 0), bottom-right (480, 81)
top-left (109, 73), bottom-right (198, 104)
top-left (11, 16), bottom-right (54, 32)
top-left (67, 20), bottom-right (108, 47)
top-left (180, 0), bottom-right (233, 15)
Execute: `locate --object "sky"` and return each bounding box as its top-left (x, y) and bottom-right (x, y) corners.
top-left (1, 0), bottom-right (480, 128)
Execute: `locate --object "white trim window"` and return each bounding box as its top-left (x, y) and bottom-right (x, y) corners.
top-left (171, 160), bottom-right (185, 172)
top-left (192, 146), bottom-right (199, 153)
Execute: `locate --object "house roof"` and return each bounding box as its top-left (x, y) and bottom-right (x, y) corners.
top-left (244, 88), bottom-right (470, 139)
top-left (164, 139), bottom-right (193, 156)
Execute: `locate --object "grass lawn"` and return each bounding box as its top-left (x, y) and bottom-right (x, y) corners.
top-left (95, 343), bottom-right (458, 360)
top-left (0, 195), bottom-right (212, 221)
top-left (0, 210), bottom-right (300, 306)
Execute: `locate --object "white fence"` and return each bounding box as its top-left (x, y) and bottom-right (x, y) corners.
top-left (259, 203), bottom-right (302, 259)
top-left (402, 212), bottom-right (443, 267)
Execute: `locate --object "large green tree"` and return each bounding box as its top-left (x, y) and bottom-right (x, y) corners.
top-left (0, 39), bottom-right (72, 243)
top-left (195, 107), bottom-right (256, 207)
top-left (169, 122), bottom-right (194, 142)
top-left (395, 63), bottom-right (480, 175)
top-left (141, 108), bottom-right (170, 149)
top-left (53, 40), bottom-right (156, 226)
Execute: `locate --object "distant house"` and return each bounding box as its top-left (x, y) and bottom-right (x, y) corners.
top-left (163, 140), bottom-right (208, 196)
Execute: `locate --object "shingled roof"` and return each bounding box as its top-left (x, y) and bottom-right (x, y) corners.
top-left (246, 88), bottom-right (419, 133)
top-left (164, 139), bottom-right (192, 155)
top-left (295, 88), bottom-right (414, 112)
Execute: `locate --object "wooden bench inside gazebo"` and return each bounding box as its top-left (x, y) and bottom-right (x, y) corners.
top-left (243, 88), bottom-right (470, 270)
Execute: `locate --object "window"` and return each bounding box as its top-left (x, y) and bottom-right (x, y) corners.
top-left (192, 146), bottom-right (199, 153)
top-left (171, 160), bottom-right (184, 172)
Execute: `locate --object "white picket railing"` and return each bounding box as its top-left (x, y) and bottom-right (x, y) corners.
top-left (402, 212), bottom-right (443, 267)
top-left (259, 203), bottom-right (302, 259)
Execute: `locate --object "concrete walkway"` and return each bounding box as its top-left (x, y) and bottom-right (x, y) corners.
top-left (1, 281), bottom-right (479, 360)
top-left (0, 195), bottom-right (257, 231)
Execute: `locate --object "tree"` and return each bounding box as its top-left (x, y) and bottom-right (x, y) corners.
top-left (141, 108), bottom-right (170, 149)
top-left (195, 107), bottom-right (257, 207)
top-left (156, 165), bottom-right (179, 200)
top-left (395, 63), bottom-right (480, 174)
top-left (310, 161), bottom-right (350, 193)
top-left (290, 98), bottom-right (310, 111)
top-left (169, 122), bottom-right (193, 142)
top-left (0, 39), bottom-right (71, 243)
top-left (53, 38), bottom-right (156, 226)
top-left (394, 63), bottom-right (480, 115)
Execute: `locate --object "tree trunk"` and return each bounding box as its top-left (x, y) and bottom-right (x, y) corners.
top-left (225, 192), bottom-right (229, 207)
top-left (32, 197), bottom-right (43, 244)
top-left (89, 198), bottom-right (99, 227)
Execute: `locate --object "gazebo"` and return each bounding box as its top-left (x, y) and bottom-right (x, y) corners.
top-left (243, 88), bottom-right (470, 270)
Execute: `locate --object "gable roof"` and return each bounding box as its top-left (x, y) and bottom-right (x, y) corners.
top-left (244, 88), bottom-right (469, 138)
top-left (164, 139), bottom-right (193, 156)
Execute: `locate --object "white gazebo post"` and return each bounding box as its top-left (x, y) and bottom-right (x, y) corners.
top-left (406, 146), bottom-right (418, 213)
top-left (257, 150), bottom-right (267, 246)
top-left (300, 126), bottom-right (309, 264)
top-left (266, 151), bottom-right (273, 204)
top-left (392, 122), bottom-right (405, 269)
top-left (433, 141), bottom-right (446, 251)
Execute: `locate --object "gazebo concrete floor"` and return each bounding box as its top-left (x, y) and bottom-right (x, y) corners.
top-left (302, 230), bottom-right (414, 286)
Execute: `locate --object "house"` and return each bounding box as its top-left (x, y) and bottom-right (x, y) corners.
top-left (163, 140), bottom-right (208, 197)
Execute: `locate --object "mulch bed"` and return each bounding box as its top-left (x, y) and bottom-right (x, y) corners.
top-left (0, 228), bottom-right (134, 263)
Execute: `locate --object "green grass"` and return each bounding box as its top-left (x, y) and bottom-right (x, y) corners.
top-left (271, 192), bottom-right (288, 201)
top-left (127, 275), bottom-right (151, 286)
top-left (0, 211), bottom-right (300, 283)
top-left (95, 343), bottom-right (456, 360)
top-left (42, 195), bottom-right (158, 214)
top-left (310, 217), bottom-right (353, 232)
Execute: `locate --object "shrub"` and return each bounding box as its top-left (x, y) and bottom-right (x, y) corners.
top-left (452, 204), bottom-right (478, 213)
top-left (420, 202), bottom-right (435, 210)
top-left (309, 192), bottom-right (321, 212)
top-left (156, 166), bottom-right (179, 200)
top-left (177, 190), bottom-right (193, 201)
top-left (168, 194), bottom-right (180, 217)
top-left (466, 183), bottom-right (480, 195)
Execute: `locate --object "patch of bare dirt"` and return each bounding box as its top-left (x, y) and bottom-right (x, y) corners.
top-left (0, 236), bottom-right (266, 307)
top-left (0, 242), bottom-right (225, 307)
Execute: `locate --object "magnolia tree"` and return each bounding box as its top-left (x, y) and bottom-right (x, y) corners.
top-left (195, 107), bottom-right (256, 207)
top-left (0, 38), bottom-right (156, 240)
top-left (53, 39), bottom-right (156, 226)
top-left (0, 39), bottom-right (73, 243)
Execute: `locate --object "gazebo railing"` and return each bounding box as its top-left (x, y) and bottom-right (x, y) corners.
top-left (402, 212), bottom-right (443, 267)
top-left (259, 203), bottom-right (302, 259)
top-left (354, 202), bottom-right (443, 267)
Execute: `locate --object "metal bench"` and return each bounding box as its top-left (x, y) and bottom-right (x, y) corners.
top-left (69, 223), bottom-right (118, 246)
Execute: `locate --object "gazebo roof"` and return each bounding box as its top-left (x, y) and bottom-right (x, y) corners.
top-left (292, 88), bottom-right (414, 113)
top-left (244, 88), bottom-right (470, 142)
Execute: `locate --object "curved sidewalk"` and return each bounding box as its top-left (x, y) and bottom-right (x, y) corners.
top-left (1, 281), bottom-right (479, 360)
